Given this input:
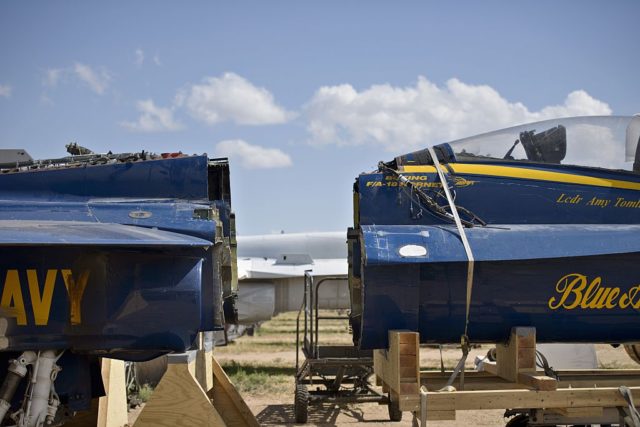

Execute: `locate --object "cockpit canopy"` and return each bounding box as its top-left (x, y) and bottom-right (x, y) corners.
top-left (394, 115), bottom-right (640, 173)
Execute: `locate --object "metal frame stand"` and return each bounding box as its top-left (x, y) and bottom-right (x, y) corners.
top-left (293, 272), bottom-right (393, 423)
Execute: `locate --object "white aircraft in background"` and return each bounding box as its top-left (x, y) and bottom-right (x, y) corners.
top-left (235, 231), bottom-right (348, 325)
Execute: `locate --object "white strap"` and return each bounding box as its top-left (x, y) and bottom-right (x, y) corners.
top-left (426, 147), bottom-right (475, 335)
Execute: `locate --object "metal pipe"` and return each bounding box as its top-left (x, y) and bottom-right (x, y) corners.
top-left (313, 277), bottom-right (346, 359)
top-left (0, 351), bottom-right (36, 423)
top-left (26, 350), bottom-right (59, 427)
top-left (308, 274), bottom-right (314, 358)
top-left (296, 270), bottom-right (313, 374)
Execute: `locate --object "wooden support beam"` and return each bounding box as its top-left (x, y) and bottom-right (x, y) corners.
top-left (491, 327), bottom-right (557, 391)
top-left (373, 330), bottom-right (419, 412)
top-left (422, 387), bottom-right (639, 412)
top-left (195, 333), bottom-right (214, 392)
top-left (208, 357), bottom-right (260, 427)
top-left (426, 410), bottom-right (456, 421)
top-left (421, 369), bottom-right (640, 391)
top-left (516, 373), bottom-right (557, 391)
top-left (495, 327), bottom-right (536, 381)
top-left (533, 407), bottom-right (622, 425)
top-left (133, 352), bottom-right (226, 427)
top-left (483, 360), bottom-right (557, 391)
top-left (98, 358), bottom-right (129, 427)
top-left (421, 370), bottom-right (520, 391)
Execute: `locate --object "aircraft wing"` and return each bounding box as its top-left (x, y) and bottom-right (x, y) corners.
top-left (238, 257), bottom-right (346, 279)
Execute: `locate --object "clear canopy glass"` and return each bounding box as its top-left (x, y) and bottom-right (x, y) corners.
top-left (447, 115), bottom-right (640, 172)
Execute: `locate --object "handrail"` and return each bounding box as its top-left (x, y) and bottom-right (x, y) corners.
top-left (297, 273), bottom-right (349, 368)
top-left (308, 272), bottom-right (314, 356)
top-left (295, 270), bottom-right (314, 373)
top-left (295, 288), bottom-right (303, 372)
top-left (313, 276), bottom-right (349, 359)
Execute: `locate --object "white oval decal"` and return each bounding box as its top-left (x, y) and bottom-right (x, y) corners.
top-left (129, 210), bottom-right (153, 219)
top-left (399, 244), bottom-right (427, 257)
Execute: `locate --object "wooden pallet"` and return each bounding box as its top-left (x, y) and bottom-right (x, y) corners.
top-left (374, 328), bottom-right (640, 425)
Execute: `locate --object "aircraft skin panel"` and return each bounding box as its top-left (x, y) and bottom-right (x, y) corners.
top-left (358, 224), bottom-right (640, 349)
top-left (402, 162), bottom-right (640, 191)
top-left (0, 155), bottom-right (210, 201)
top-left (0, 243), bottom-right (206, 359)
top-left (0, 220), bottom-right (212, 247)
top-left (358, 168), bottom-right (640, 226)
top-left (362, 223), bottom-right (640, 264)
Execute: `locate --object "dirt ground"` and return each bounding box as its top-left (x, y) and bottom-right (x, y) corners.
top-left (209, 312), bottom-right (638, 426)
top-left (246, 395), bottom-right (506, 426)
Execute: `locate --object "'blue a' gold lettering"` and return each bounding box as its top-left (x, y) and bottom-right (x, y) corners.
top-left (549, 274), bottom-right (640, 310)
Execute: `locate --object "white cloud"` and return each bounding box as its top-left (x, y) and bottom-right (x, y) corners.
top-left (538, 90), bottom-right (611, 118)
top-left (43, 68), bottom-right (63, 87)
top-left (305, 76), bottom-right (612, 151)
top-left (176, 72), bottom-right (294, 125)
top-left (153, 53), bottom-right (161, 66)
top-left (121, 99), bottom-right (182, 132)
top-left (39, 94), bottom-right (54, 106)
top-left (135, 48), bottom-right (145, 67)
top-left (0, 84), bottom-right (11, 98)
top-left (214, 139), bottom-right (292, 169)
top-left (73, 62), bottom-right (111, 95)
top-left (42, 63), bottom-right (112, 95)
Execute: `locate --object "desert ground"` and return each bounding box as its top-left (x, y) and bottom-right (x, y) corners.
top-left (208, 311), bottom-right (638, 426)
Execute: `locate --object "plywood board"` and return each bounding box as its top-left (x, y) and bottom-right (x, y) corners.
top-left (98, 358), bottom-right (129, 427)
top-left (134, 363), bottom-right (225, 427)
top-left (207, 357), bottom-right (259, 427)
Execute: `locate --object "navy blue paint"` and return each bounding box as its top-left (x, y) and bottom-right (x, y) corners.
top-left (0, 156), bottom-right (227, 338)
top-left (357, 162), bottom-right (640, 227)
top-left (358, 224), bottom-right (640, 349)
top-left (0, 244), bottom-right (205, 360)
top-left (0, 155), bottom-right (210, 201)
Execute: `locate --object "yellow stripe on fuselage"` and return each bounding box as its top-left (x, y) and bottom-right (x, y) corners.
top-left (401, 163), bottom-right (640, 191)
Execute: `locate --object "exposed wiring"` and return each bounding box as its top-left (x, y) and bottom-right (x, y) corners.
top-left (377, 161), bottom-right (486, 228)
top-left (535, 350), bottom-right (559, 380)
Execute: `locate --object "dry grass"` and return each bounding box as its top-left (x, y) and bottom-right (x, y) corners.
top-left (216, 310), bottom-right (352, 397)
top-left (220, 360), bottom-right (294, 394)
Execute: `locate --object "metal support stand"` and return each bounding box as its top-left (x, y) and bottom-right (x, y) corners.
top-left (293, 272), bottom-right (391, 424)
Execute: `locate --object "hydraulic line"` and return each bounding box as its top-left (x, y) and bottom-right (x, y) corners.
top-left (0, 351), bottom-right (37, 423)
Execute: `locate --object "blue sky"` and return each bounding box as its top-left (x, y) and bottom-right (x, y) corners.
top-left (1, 1), bottom-right (638, 235)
